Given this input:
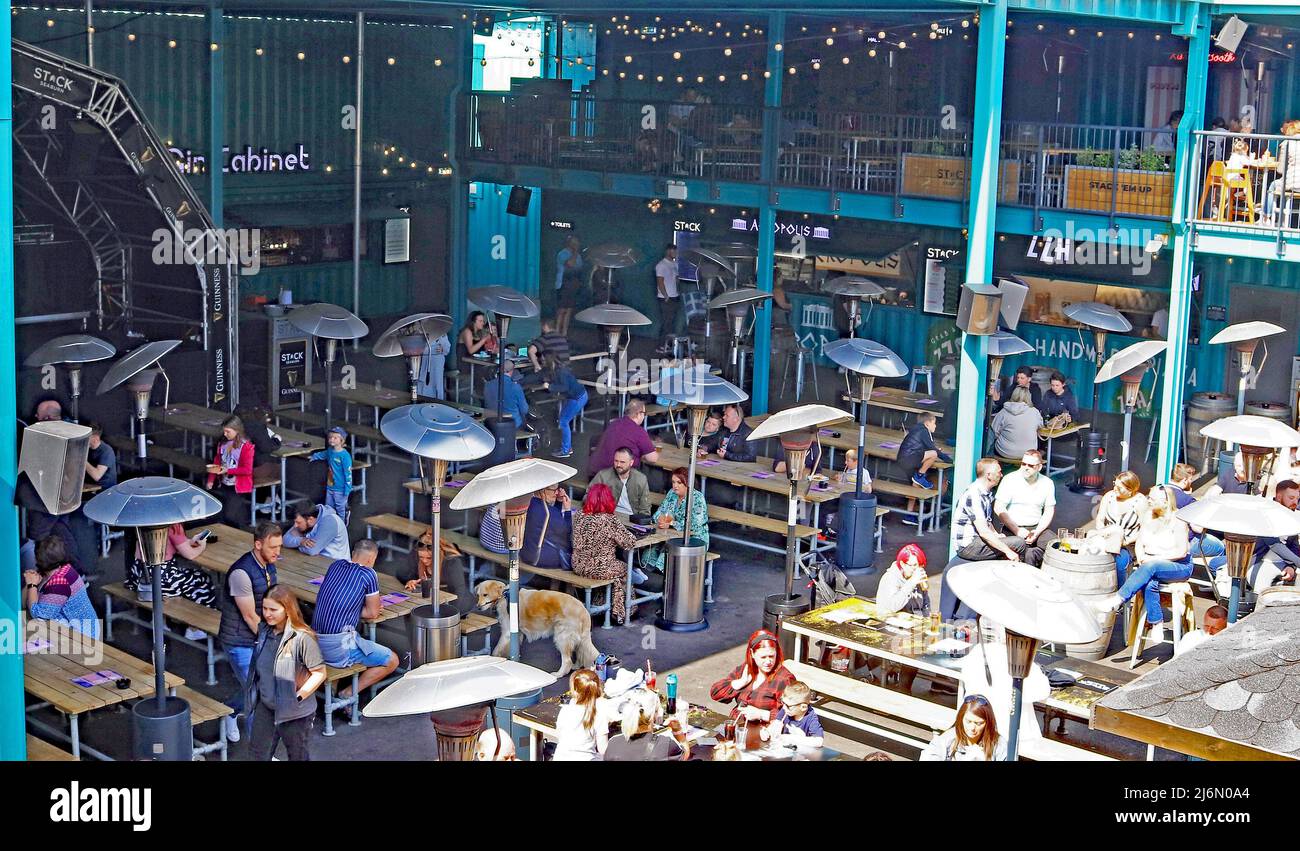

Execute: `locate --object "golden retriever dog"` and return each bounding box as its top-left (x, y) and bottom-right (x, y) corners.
top-left (475, 580), bottom-right (600, 677)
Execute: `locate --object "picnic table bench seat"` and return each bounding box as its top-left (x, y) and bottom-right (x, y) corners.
top-left (178, 685), bottom-right (234, 761)
top-left (26, 734), bottom-right (76, 761)
top-left (102, 582), bottom-right (225, 686)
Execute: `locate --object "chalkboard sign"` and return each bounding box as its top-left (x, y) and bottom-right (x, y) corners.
top-left (922, 246), bottom-right (963, 316)
top-left (274, 338), bottom-right (310, 410)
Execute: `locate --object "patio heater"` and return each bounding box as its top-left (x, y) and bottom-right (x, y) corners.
top-left (1094, 340), bottom-right (1168, 473)
top-left (381, 404), bottom-right (494, 664)
top-left (650, 364), bottom-right (748, 631)
top-left (1063, 302), bottom-right (1132, 495)
top-left (823, 337), bottom-right (907, 572)
top-left (96, 340), bottom-right (181, 462)
top-left (373, 313), bottom-right (455, 480)
top-left (468, 287), bottom-right (540, 467)
top-left (945, 560), bottom-right (1102, 761)
top-left (450, 457), bottom-right (577, 660)
top-left (711, 242), bottom-right (758, 288)
top-left (749, 404), bottom-right (853, 660)
top-left (286, 302), bottom-right (370, 434)
top-left (364, 656), bottom-right (556, 761)
top-left (1178, 493), bottom-right (1300, 624)
top-left (1199, 415), bottom-right (1300, 499)
top-left (707, 287), bottom-right (772, 390)
top-left (83, 477), bottom-right (221, 760)
top-left (1208, 321), bottom-right (1286, 450)
top-left (25, 334), bottom-right (116, 423)
top-left (575, 302), bottom-right (652, 426)
top-left (823, 277), bottom-right (884, 339)
top-left (586, 243), bottom-right (643, 303)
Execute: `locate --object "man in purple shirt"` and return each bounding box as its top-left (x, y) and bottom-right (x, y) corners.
top-left (586, 399), bottom-right (661, 477)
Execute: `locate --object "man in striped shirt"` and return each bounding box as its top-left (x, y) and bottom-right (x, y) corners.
top-left (311, 539), bottom-right (398, 700)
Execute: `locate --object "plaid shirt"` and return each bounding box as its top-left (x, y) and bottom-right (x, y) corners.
top-left (952, 484), bottom-right (994, 550)
top-left (710, 664), bottom-right (797, 719)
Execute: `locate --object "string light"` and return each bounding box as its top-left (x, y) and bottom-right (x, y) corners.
top-left (842, 56), bottom-right (850, 64)
top-left (343, 55), bottom-right (351, 63)
top-left (168, 39), bottom-right (177, 48)
top-left (256, 47), bottom-right (264, 56)
top-left (434, 58), bottom-right (442, 66)
top-left (297, 51), bottom-right (305, 60)
top-left (128, 33), bottom-right (135, 41)
top-left (868, 48), bottom-right (877, 57)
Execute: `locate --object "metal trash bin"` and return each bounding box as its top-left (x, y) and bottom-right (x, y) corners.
top-left (656, 538), bottom-right (708, 632)
top-left (763, 594), bottom-right (810, 663)
top-left (495, 688), bottom-right (543, 760)
top-left (409, 604), bottom-right (461, 667)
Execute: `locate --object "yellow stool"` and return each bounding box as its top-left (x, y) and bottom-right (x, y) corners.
top-left (1126, 581), bottom-right (1196, 669)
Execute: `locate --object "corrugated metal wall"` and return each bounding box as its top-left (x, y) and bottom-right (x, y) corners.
top-left (467, 181), bottom-right (542, 334)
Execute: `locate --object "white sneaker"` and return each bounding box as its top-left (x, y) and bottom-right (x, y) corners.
top-left (1146, 621), bottom-right (1165, 646)
top-left (224, 714), bottom-right (241, 743)
top-left (184, 627), bottom-right (207, 641)
top-left (1092, 593), bottom-right (1122, 615)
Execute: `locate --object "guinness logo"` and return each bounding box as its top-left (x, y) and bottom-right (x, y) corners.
top-left (140, 147), bottom-right (155, 163)
top-left (176, 201), bottom-right (191, 218)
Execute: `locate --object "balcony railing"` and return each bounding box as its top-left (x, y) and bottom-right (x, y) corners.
top-left (466, 92), bottom-right (1175, 220)
top-left (1188, 130), bottom-right (1300, 244)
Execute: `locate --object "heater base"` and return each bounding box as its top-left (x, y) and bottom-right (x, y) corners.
top-left (1068, 429), bottom-right (1108, 496)
top-left (655, 615), bottom-right (709, 633)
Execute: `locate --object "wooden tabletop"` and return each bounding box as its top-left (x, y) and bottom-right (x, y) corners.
top-left (189, 523), bottom-right (451, 624)
top-left (1039, 421), bottom-right (1090, 439)
top-left (644, 444), bottom-right (847, 504)
top-left (22, 620), bottom-right (184, 715)
top-left (515, 693), bottom-right (729, 738)
top-left (783, 597), bottom-right (1137, 721)
top-left (149, 402), bottom-right (324, 458)
top-left (864, 387), bottom-right (947, 418)
top-left (746, 415), bottom-right (954, 464)
top-left (301, 382), bottom-right (413, 412)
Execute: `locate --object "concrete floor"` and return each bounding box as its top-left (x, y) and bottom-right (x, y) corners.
top-left (43, 325), bottom-right (1191, 760)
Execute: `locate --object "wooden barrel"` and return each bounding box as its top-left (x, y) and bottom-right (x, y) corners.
top-left (1040, 542), bottom-right (1117, 661)
top-left (1246, 401), bottom-right (1292, 424)
top-left (1185, 392), bottom-right (1236, 471)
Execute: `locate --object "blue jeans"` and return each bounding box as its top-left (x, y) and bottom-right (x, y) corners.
top-left (1190, 534), bottom-right (1225, 559)
top-left (223, 643), bottom-right (254, 714)
top-left (324, 489), bottom-right (350, 522)
top-left (1118, 556), bottom-right (1194, 625)
top-left (1115, 548), bottom-right (1132, 588)
top-left (559, 392), bottom-right (588, 454)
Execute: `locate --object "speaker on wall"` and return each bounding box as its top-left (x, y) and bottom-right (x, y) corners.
top-left (506, 185), bottom-right (532, 217)
top-left (18, 421), bottom-right (92, 515)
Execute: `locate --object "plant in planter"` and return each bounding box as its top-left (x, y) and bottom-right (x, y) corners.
top-left (1137, 147), bottom-right (1172, 172)
top-left (1076, 148), bottom-right (1112, 168)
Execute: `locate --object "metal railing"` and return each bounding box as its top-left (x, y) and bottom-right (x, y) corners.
top-left (1188, 130), bottom-right (1300, 247)
top-left (465, 93), bottom-right (1176, 220)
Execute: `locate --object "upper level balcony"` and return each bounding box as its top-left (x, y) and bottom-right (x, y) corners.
top-left (1188, 129), bottom-right (1300, 260)
top-left (466, 92), bottom-right (1180, 228)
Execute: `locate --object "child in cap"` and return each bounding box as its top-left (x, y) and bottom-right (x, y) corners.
top-left (310, 426), bottom-right (353, 522)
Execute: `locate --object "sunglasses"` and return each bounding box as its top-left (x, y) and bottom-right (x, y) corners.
top-left (782, 700), bottom-right (809, 709)
top-left (416, 541), bottom-right (433, 550)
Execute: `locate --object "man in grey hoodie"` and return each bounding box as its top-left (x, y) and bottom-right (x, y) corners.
top-left (282, 500), bottom-right (351, 561)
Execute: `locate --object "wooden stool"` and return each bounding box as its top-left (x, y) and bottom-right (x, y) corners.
top-left (1126, 580), bottom-right (1196, 669)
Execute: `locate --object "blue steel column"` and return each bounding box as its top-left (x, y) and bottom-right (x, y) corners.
top-left (1155, 7), bottom-right (1210, 484)
top-left (448, 22), bottom-right (471, 318)
top-left (948, 0), bottom-right (1007, 557)
top-left (0, 0), bottom-right (25, 761)
top-left (751, 11), bottom-right (784, 416)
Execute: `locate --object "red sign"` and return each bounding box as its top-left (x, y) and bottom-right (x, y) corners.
top-left (1167, 50), bottom-right (1237, 63)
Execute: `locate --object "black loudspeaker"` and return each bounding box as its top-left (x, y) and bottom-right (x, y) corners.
top-left (506, 185), bottom-right (532, 217)
top-left (19, 421), bottom-right (92, 515)
top-left (834, 492), bottom-right (878, 573)
top-left (473, 13), bottom-right (496, 36)
top-left (483, 416), bottom-right (518, 469)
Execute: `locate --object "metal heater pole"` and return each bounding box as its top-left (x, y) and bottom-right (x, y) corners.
top-left (854, 376), bottom-right (874, 501)
top-left (324, 340), bottom-right (336, 432)
top-left (784, 476), bottom-right (798, 600)
top-left (1121, 406), bottom-right (1133, 473)
top-left (1006, 677), bottom-right (1024, 761)
top-left (682, 408), bottom-right (705, 544)
top-left (352, 12), bottom-right (364, 329)
top-left (429, 458), bottom-right (448, 604)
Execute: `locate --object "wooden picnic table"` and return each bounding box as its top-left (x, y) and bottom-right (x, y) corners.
top-left (782, 597), bottom-right (1137, 728)
top-left (188, 523), bottom-right (452, 629)
top-left (863, 387), bottom-right (946, 419)
top-left (23, 619), bottom-right (184, 759)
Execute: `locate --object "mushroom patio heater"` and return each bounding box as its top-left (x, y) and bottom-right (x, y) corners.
top-left (364, 656), bottom-right (557, 762)
top-left (1199, 415), bottom-right (1300, 498)
top-left (945, 560), bottom-right (1102, 761)
top-left (710, 242), bottom-right (758, 287)
top-left (96, 340), bottom-right (181, 462)
top-left (1178, 494), bottom-right (1300, 624)
top-left (374, 313), bottom-right (455, 480)
top-left (707, 287), bottom-right (771, 390)
top-left (286, 302), bottom-right (369, 434)
top-left (586, 243), bottom-right (642, 303)
top-left (823, 338), bottom-right (907, 572)
top-left (468, 287), bottom-right (540, 467)
top-left (381, 404), bottom-right (495, 664)
top-left (650, 364), bottom-right (748, 631)
top-left (1209, 321), bottom-right (1286, 419)
top-left (749, 404), bottom-right (853, 660)
top-left (25, 334), bottom-right (116, 423)
top-left (1063, 302), bottom-right (1132, 495)
top-left (83, 477), bottom-right (222, 760)
top-left (450, 458), bottom-right (577, 660)
top-left (575, 302), bottom-right (652, 426)
top-left (1094, 340), bottom-right (1168, 473)
top-left (823, 277), bottom-right (885, 339)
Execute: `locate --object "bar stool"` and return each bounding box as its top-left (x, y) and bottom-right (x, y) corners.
top-left (445, 368), bottom-right (468, 403)
top-left (908, 365), bottom-right (933, 395)
top-left (1126, 580), bottom-right (1196, 669)
top-left (666, 334), bottom-right (693, 360)
top-left (781, 342), bottom-right (820, 402)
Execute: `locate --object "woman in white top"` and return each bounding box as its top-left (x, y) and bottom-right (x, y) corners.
top-left (1098, 485), bottom-right (1191, 646)
top-left (1094, 470), bottom-right (1148, 588)
top-left (553, 668), bottom-right (610, 761)
top-left (920, 695), bottom-right (1006, 762)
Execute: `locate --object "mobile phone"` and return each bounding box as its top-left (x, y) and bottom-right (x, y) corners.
top-left (194, 529), bottom-right (212, 543)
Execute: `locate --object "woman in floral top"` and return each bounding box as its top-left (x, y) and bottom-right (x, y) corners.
top-left (571, 483), bottom-right (637, 623)
top-left (641, 466), bottom-right (709, 573)
top-left (23, 535), bottom-right (100, 638)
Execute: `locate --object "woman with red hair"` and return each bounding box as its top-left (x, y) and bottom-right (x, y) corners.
top-left (571, 483), bottom-right (638, 623)
top-left (710, 629), bottom-right (796, 723)
top-left (877, 544), bottom-right (931, 618)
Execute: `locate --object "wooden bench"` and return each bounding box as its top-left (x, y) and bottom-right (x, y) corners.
top-left (1019, 735), bottom-right (1117, 762)
top-left (443, 530), bottom-right (618, 629)
top-left (179, 685), bottom-right (234, 761)
top-left (102, 582), bottom-right (224, 686)
top-left (784, 659), bottom-right (954, 752)
top-left (871, 479), bottom-right (943, 533)
top-left (26, 734), bottom-right (76, 761)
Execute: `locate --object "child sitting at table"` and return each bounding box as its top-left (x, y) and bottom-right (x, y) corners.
top-left (309, 426), bottom-right (353, 523)
top-left (832, 449), bottom-right (872, 491)
top-left (763, 680), bottom-right (824, 748)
